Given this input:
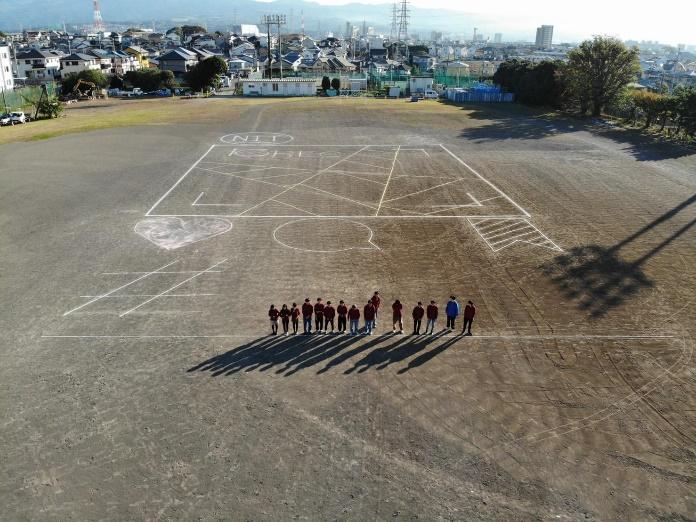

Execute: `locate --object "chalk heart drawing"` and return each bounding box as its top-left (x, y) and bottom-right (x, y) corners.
top-left (134, 217), bottom-right (232, 250)
top-left (273, 218), bottom-right (380, 253)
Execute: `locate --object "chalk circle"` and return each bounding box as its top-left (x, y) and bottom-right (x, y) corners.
top-left (273, 218), bottom-right (380, 253)
top-left (220, 132), bottom-right (294, 145)
top-left (135, 216), bottom-right (232, 250)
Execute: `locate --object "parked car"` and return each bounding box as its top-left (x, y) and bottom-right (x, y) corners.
top-left (10, 111), bottom-right (28, 124)
top-left (424, 89), bottom-right (439, 99)
top-left (0, 113), bottom-right (11, 126)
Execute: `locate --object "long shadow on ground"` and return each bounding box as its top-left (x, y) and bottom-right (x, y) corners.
top-left (543, 194), bottom-right (696, 317)
top-left (453, 104), bottom-right (695, 161)
top-left (188, 330), bottom-right (467, 377)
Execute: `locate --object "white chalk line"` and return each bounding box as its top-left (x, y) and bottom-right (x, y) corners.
top-left (375, 146), bottom-right (401, 216)
top-left (79, 294), bottom-right (218, 298)
top-left (439, 144), bottom-right (531, 218)
top-left (269, 198), bottom-right (318, 216)
top-left (272, 218), bottom-right (381, 253)
top-left (236, 146), bottom-right (371, 217)
top-left (146, 145), bottom-right (215, 216)
top-left (64, 260), bottom-right (179, 317)
top-left (383, 177), bottom-right (466, 204)
top-left (101, 270), bottom-right (224, 275)
top-left (194, 166), bottom-right (292, 189)
top-left (192, 192), bottom-right (244, 207)
top-left (146, 214), bottom-right (527, 219)
top-left (118, 259), bottom-right (228, 317)
top-left (295, 184), bottom-right (379, 211)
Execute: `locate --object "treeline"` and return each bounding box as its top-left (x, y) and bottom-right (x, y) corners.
top-left (493, 36), bottom-right (696, 140)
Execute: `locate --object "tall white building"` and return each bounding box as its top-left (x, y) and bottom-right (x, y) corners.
top-left (535, 25), bottom-right (553, 48)
top-left (0, 45), bottom-right (14, 92)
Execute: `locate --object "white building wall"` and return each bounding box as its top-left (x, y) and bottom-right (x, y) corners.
top-left (242, 80), bottom-right (316, 96)
top-left (0, 46), bottom-right (14, 92)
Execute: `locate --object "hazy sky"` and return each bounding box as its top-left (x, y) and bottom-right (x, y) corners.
top-left (308, 0), bottom-right (695, 45)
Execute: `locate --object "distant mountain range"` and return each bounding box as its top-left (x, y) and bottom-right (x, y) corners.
top-left (0, 0), bottom-right (535, 41)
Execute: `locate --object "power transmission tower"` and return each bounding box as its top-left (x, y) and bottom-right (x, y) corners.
top-left (390, 3), bottom-right (398, 40)
top-left (397, 0), bottom-right (409, 42)
top-left (92, 0), bottom-right (105, 32)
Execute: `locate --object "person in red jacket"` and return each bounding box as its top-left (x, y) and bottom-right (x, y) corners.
top-left (363, 301), bottom-right (376, 335)
top-left (462, 300), bottom-right (476, 336)
top-left (348, 305), bottom-right (361, 335)
top-left (412, 301), bottom-right (425, 335)
top-left (314, 297), bottom-right (325, 334)
top-left (301, 298), bottom-right (313, 334)
top-left (279, 303), bottom-right (291, 336)
top-left (323, 300), bottom-right (336, 333)
top-left (337, 300), bottom-right (348, 334)
top-left (290, 302), bottom-right (300, 335)
top-left (371, 291), bottom-right (381, 325)
top-left (425, 300), bottom-right (438, 335)
top-left (268, 304), bottom-right (280, 335)
top-left (392, 299), bottom-right (403, 334)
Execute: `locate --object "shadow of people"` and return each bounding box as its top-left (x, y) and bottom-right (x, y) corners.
top-left (188, 331), bottom-right (460, 378)
top-left (397, 333), bottom-right (464, 374)
top-left (543, 194), bottom-right (696, 317)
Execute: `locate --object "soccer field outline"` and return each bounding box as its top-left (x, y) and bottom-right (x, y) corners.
top-left (146, 143), bottom-right (530, 220)
top-left (144, 139), bottom-right (562, 252)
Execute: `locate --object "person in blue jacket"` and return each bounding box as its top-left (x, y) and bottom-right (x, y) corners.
top-left (445, 295), bottom-right (460, 330)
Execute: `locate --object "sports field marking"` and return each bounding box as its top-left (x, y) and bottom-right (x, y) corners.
top-left (383, 178), bottom-right (467, 204)
top-left (101, 270), bottom-right (224, 275)
top-left (192, 192), bottom-right (245, 207)
top-left (236, 146), bottom-right (371, 217)
top-left (439, 144), bottom-right (531, 218)
top-left (272, 218), bottom-right (380, 253)
top-left (298, 184), bottom-right (378, 211)
top-left (375, 146), bottom-right (401, 216)
top-left (469, 217), bottom-right (563, 253)
top-left (118, 259), bottom-right (228, 317)
top-left (63, 260), bottom-right (180, 317)
top-left (79, 294), bottom-right (218, 298)
top-left (146, 145), bottom-right (215, 216)
top-left (195, 166), bottom-right (293, 189)
top-left (270, 198), bottom-right (318, 215)
top-left (332, 172), bottom-right (387, 185)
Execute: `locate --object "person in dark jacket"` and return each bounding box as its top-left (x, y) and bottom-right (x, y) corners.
top-left (425, 300), bottom-right (438, 335)
top-left (348, 305), bottom-right (361, 335)
top-left (412, 301), bottom-right (425, 335)
top-left (314, 297), bottom-right (325, 334)
top-left (462, 300), bottom-right (476, 336)
top-left (337, 300), bottom-right (348, 334)
top-left (392, 299), bottom-right (403, 334)
top-left (268, 304), bottom-right (280, 335)
top-left (371, 291), bottom-right (381, 325)
top-left (279, 304), bottom-right (291, 336)
top-left (445, 296), bottom-right (460, 330)
top-left (290, 302), bottom-right (300, 335)
top-left (324, 301), bottom-right (336, 333)
top-left (301, 298), bottom-right (313, 334)
top-left (363, 301), bottom-right (376, 335)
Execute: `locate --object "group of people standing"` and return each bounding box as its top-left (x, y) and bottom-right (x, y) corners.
top-left (268, 292), bottom-right (476, 337)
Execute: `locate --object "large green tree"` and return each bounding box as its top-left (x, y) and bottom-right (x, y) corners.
top-left (493, 60), bottom-right (565, 107)
top-left (565, 36), bottom-right (640, 116)
top-left (124, 69), bottom-right (175, 91)
top-left (185, 56), bottom-right (228, 92)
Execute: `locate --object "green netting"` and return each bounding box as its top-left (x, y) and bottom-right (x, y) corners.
top-left (0, 83), bottom-right (58, 113)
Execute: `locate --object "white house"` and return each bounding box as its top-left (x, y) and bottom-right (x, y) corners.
top-left (60, 53), bottom-right (101, 76)
top-left (242, 78), bottom-right (316, 97)
top-left (0, 45), bottom-right (14, 92)
top-left (16, 48), bottom-right (61, 83)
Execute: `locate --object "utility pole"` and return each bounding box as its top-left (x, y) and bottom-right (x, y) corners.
top-left (260, 14), bottom-right (286, 79)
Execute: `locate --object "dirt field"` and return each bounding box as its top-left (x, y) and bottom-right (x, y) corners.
top-left (1, 97), bottom-right (695, 520)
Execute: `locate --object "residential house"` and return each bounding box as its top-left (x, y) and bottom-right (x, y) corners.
top-left (16, 48), bottom-right (61, 83)
top-left (60, 53), bottom-right (101, 76)
top-left (124, 45), bottom-right (150, 68)
top-left (157, 47), bottom-right (198, 74)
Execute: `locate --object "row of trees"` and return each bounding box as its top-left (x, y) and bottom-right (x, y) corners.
top-left (494, 36), bottom-right (641, 116)
top-left (493, 36), bottom-right (696, 139)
